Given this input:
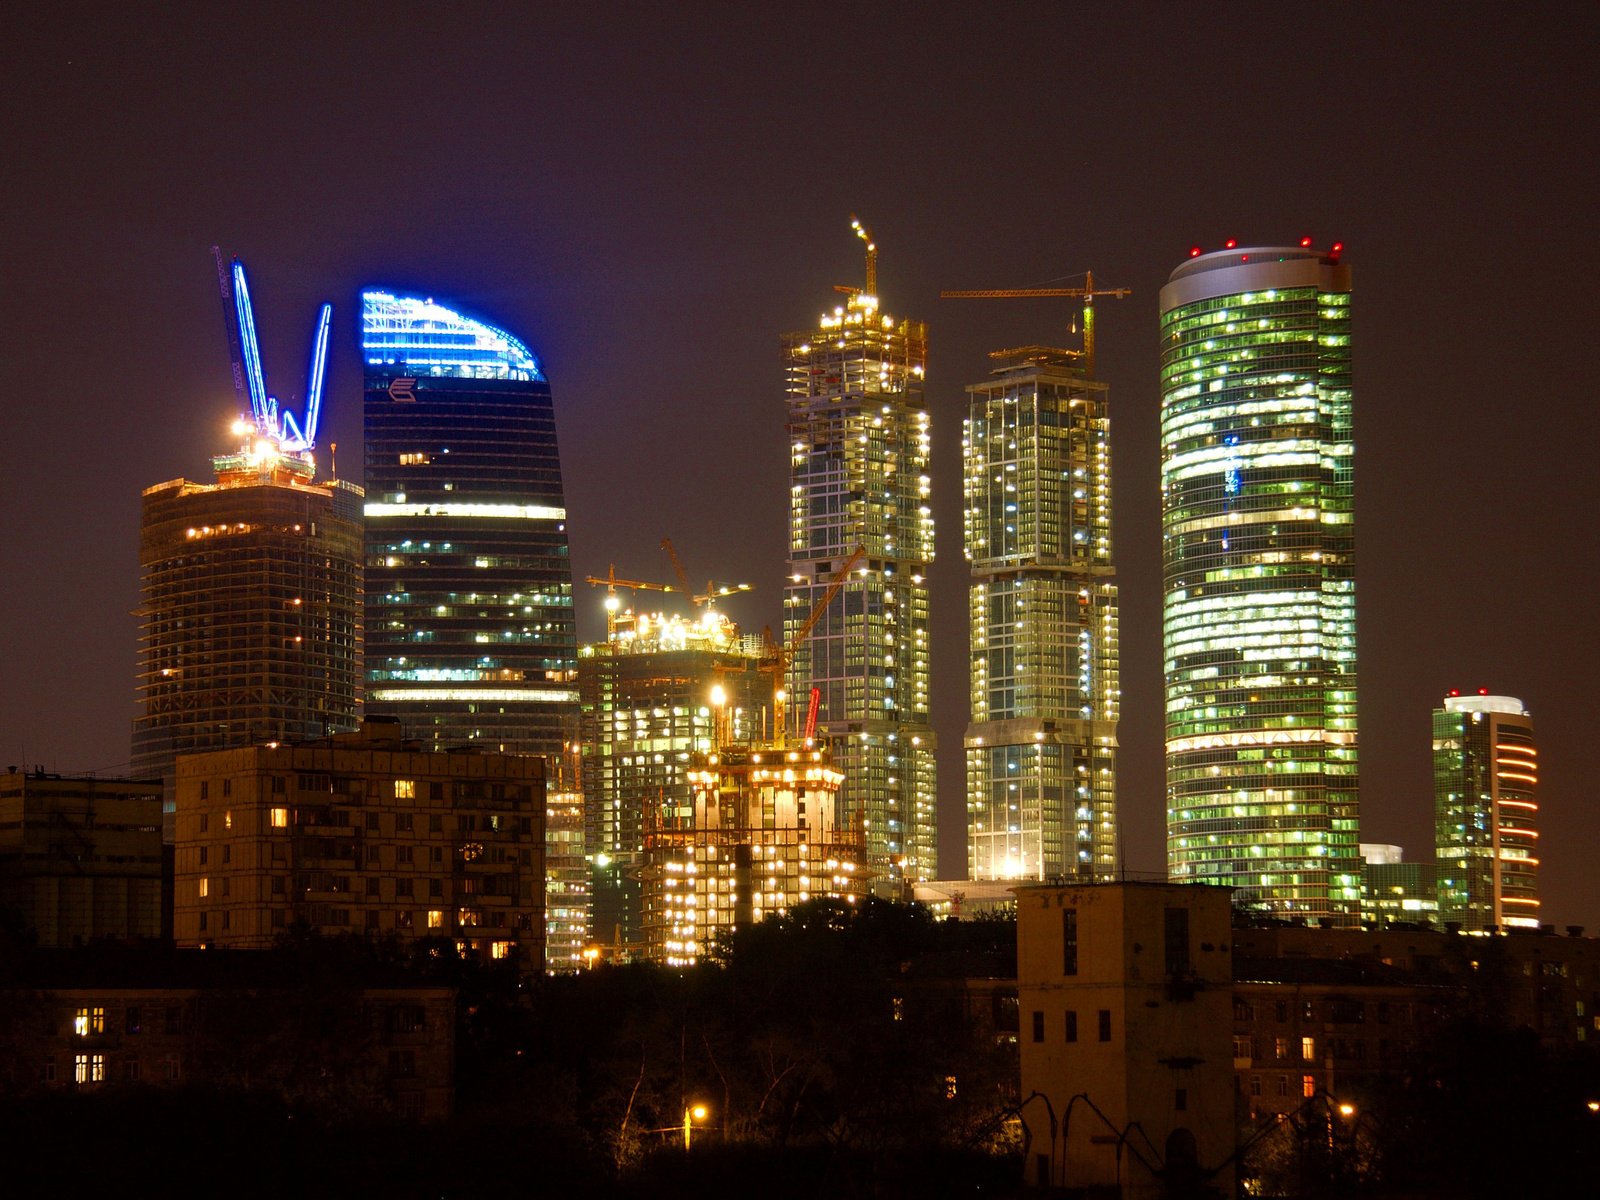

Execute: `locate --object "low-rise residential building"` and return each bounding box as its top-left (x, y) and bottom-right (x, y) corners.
top-left (173, 718), bottom-right (545, 963)
top-left (0, 771), bottom-right (163, 945)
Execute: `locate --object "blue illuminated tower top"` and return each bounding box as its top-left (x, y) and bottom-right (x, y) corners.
top-left (361, 291), bottom-right (544, 382)
top-left (219, 257), bottom-right (331, 456)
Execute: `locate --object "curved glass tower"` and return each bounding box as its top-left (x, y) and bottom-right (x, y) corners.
top-left (1159, 245), bottom-right (1359, 924)
top-left (361, 292), bottom-right (577, 759)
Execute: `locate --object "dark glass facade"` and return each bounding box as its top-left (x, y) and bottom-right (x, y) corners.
top-left (361, 293), bottom-right (577, 762)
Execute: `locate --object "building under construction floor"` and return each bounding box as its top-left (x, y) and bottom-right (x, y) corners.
top-left (644, 741), bottom-right (865, 966)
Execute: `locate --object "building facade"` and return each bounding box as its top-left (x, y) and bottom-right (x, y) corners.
top-left (0, 772), bottom-right (164, 945)
top-left (1159, 244), bottom-right (1360, 924)
top-left (172, 718), bottom-right (546, 963)
top-left (545, 736), bottom-right (588, 972)
top-left (1015, 881), bottom-right (1236, 1196)
top-left (783, 245), bottom-right (936, 896)
top-left (1360, 842), bottom-right (1438, 928)
top-left (647, 743), bottom-right (863, 966)
top-left (133, 449), bottom-right (363, 837)
top-left (361, 291), bottom-right (578, 761)
top-left (1433, 692), bottom-right (1539, 931)
top-left (579, 607), bottom-right (769, 954)
top-left (964, 352), bottom-right (1119, 882)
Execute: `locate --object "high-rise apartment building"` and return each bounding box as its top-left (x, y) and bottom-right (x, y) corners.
top-left (783, 224), bottom-right (936, 896)
top-left (362, 292), bottom-right (577, 760)
top-left (134, 258), bottom-right (361, 839)
top-left (545, 735), bottom-right (588, 972)
top-left (1433, 692), bottom-right (1539, 931)
top-left (964, 351), bottom-right (1119, 881)
top-left (1159, 243), bottom-right (1360, 924)
top-left (133, 451), bottom-right (363, 837)
top-left (172, 717), bottom-right (546, 961)
top-left (579, 606), bottom-right (769, 954)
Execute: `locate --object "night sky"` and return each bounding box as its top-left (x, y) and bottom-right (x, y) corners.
top-left (5, 6), bottom-right (1596, 924)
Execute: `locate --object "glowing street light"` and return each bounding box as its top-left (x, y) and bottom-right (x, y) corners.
top-left (683, 1103), bottom-right (710, 1151)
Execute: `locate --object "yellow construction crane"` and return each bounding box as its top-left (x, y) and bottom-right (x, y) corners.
top-left (761, 545), bottom-right (866, 744)
top-left (583, 565), bottom-right (677, 636)
top-left (660, 537), bottom-right (754, 608)
top-left (939, 270), bottom-right (1131, 378)
top-left (833, 214), bottom-right (878, 300)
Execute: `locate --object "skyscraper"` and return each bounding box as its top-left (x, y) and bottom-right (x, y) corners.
top-left (1433, 692), bottom-right (1539, 931)
top-left (783, 221), bottom-right (936, 896)
top-left (133, 260), bottom-right (361, 837)
top-left (964, 350), bottom-right (1119, 881)
top-left (362, 292), bottom-right (577, 761)
top-left (1159, 243), bottom-right (1359, 923)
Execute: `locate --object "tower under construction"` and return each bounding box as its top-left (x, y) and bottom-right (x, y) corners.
top-left (782, 218), bottom-right (936, 896)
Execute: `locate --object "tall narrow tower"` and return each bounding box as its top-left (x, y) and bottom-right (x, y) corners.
top-left (1159, 243), bottom-right (1360, 924)
top-left (782, 220), bottom-right (936, 896)
top-left (362, 292), bottom-right (578, 761)
top-left (1433, 692), bottom-right (1539, 931)
top-left (964, 350), bottom-right (1118, 881)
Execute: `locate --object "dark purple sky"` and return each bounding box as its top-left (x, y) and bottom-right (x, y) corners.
top-left (4, 6), bottom-right (1596, 924)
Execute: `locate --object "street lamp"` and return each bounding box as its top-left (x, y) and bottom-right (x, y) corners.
top-left (683, 1103), bottom-right (710, 1151)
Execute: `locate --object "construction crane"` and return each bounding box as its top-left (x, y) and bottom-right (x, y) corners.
top-left (583, 565), bottom-right (677, 636)
top-left (833, 214), bottom-right (878, 300)
top-left (939, 270), bottom-right (1131, 378)
top-left (660, 538), bottom-right (754, 608)
top-left (761, 545), bottom-right (866, 744)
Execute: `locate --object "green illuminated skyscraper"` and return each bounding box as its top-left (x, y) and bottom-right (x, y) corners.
top-left (964, 351), bottom-right (1119, 882)
top-left (1159, 244), bottom-right (1359, 924)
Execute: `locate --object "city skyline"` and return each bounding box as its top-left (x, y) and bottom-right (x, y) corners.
top-left (5, 7), bottom-right (1596, 927)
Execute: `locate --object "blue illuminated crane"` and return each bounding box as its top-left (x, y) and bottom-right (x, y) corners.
top-left (211, 248), bottom-right (330, 453)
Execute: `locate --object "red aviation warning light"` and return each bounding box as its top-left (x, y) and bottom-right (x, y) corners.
top-left (1300, 236), bottom-right (1313, 247)
top-left (1224, 238), bottom-right (1237, 249)
top-left (1189, 245), bottom-right (1202, 258)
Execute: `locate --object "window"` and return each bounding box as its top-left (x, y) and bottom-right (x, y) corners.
top-left (270, 807), bottom-right (289, 828)
top-left (124, 1007), bottom-right (141, 1035)
top-left (222, 779), bottom-right (231, 797)
top-left (1275, 1000), bottom-right (1288, 1022)
top-left (366, 877), bottom-right (381, 896)
top-left (1065, 1011), bottom-right (1078, 1043)
top-left (490, 941), bottom-right (513, 959)
top-left (1031, 1011), bottom-right (1045, 1042)
top-left (198, 912), bottom-right (207, 932)
top-left (1249, 1075), bottom-right (1262, 1097)
top-left (73, 1008), bottom-right (104, 1037)
top-left (224, 810), bottom-right (232, 829)
top-left (429, 782), bottom-right (444, 800)
top-left (198, 847), bottom-right (208, 866)
top-left (270, 876), bottom-right (286, 895)
top-left (271, 910), bottom-right (286, 928)
top-left (41, 1058), bottom-right (56, 1083)
top-left (397, 911), bottom-right (413, 929)
top-left (429, 879), bottom-right (443, 897)
top-left (429, 815), bottom-right (443, 833)
top-left (366, 910), bottom-right (381, 930)
top-left (1302, 1074), bottom-right (1316, 1099)
top-left (199, 813), bottom-right (209, 833)
top-left (1301, 1036), bottom-right (1316, 1062)
top-left (199, 782), bottom-right (208, 801)
top-left (220, 876), bottom-right (230, 895)
top-left (395, 779), bottom-right (415, 800)
top-left (1274, 1037), bottom-right (1290, 1059)
top-left (166, 1007), bottom-right (182, 1035)
top-left (397, 878), bottom-right (414, 898)
top-left (366, 813), bottom-right (380, 831)
top-left (397, 846), bottom-right (413, 864)
top-left (1062, 908), bottom-right (1078, 975)
top-left (1233, 1035), bottom-right (1253, 1059)
top-left (388, 1049), bottom-right (417, 1077)
top-left (427, 910), bottom-right (444, 929)
top-left (198, 877), bottom-right (209, 898)
top-left (1277, 1075), bottom-right (1290, 1097)
top-left (272, 776), bottom-right (286, 794)
top-left (1098, 1010), bottom-right (1112, 1042)
top-left (222, 845), bottom-right (231, 864)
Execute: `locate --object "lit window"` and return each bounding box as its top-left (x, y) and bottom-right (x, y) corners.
top-left (1301, 1036), bottom-right (1316, 1061)
top-left (394, 779), bottom-right (415, 800)
top-left (198, 878), bottom-right (209, 898)
top-left (490, 941), bottom-right (512, 959)
top-left (427, 910), bottom-right (444, 929)
top-left (1302, 1075), bottom-right (1316, 1099)
top-left (74, 1008), bottom-right (104, 1038)
top-left (74, 1055), bottom-right (90, 1085)
top-left (270, 807), bottom-right (289, 828)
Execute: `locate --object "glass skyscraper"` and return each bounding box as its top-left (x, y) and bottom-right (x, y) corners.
top-left (783, 265), bottom-right (936, 897)
top-left (964, 352), bottom-right (1119, 881)
top-left (1433, 692), bottom-right (1539, 931)
top-left (1159, 244), bottom-right (1359, 924)
top-left (362, 292), bottom-right (577, 761)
